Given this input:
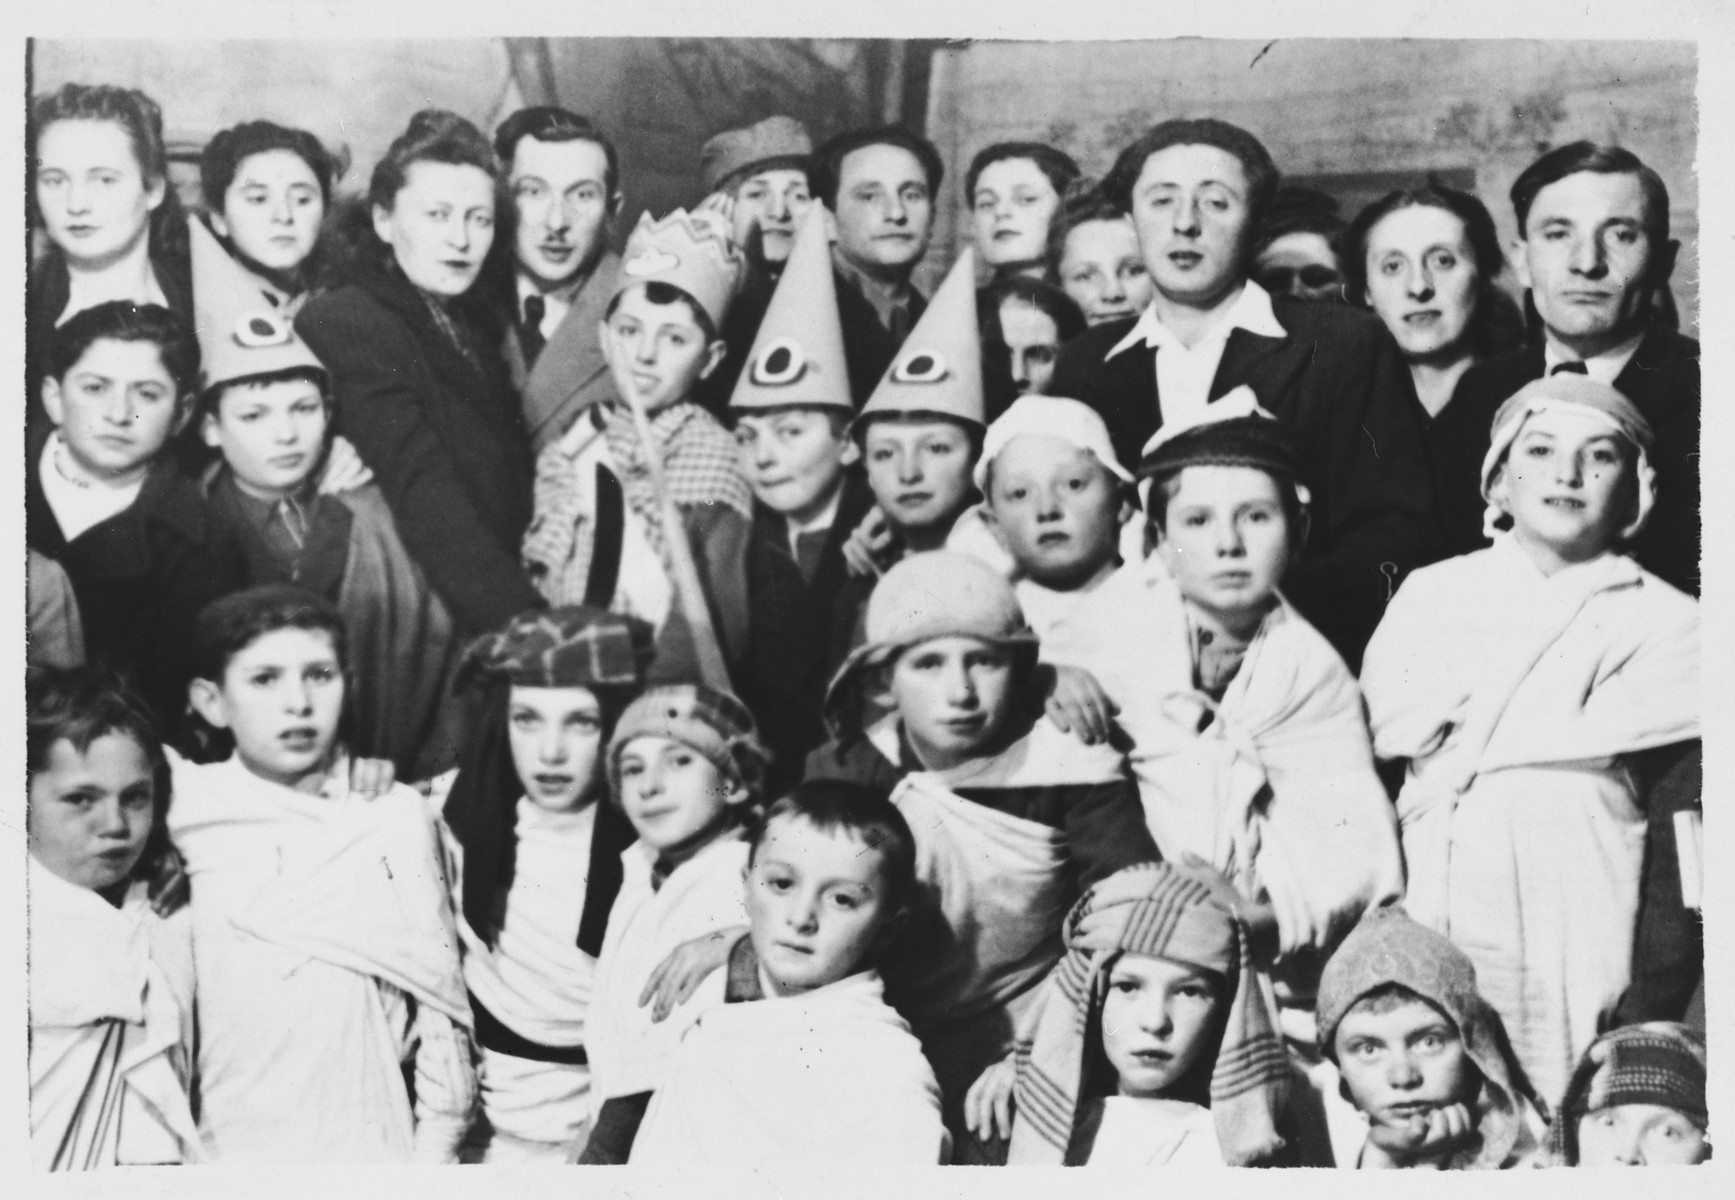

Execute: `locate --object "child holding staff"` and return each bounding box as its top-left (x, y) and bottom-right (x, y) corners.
top-left (1361, 375), bottom-right (1699, 1104)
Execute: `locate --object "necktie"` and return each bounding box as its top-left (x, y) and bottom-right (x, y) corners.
top-left (886, 299), bottom-right (911, 343)
top-left (1551, 360), bottom-right (1589, 376)
top-left (522, 294), bottom-right (547, 368)
top-left (794, 529), bottom-right (828, 584)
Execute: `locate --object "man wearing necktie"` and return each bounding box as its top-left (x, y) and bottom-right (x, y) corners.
top-left (495, 107), bottom-right (626, 454)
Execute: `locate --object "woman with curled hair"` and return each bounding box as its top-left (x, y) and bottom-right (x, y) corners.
top-left (296, 109), bottom-right (545, 641)
top-left (199, 119), bottom-right (341, 313)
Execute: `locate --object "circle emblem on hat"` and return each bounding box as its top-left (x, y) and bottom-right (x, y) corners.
top-left (750, 337), bottom-right (808, 386)
top-left (890, 349), bottom-right (949, 384)
top-left (623, 248), bottom-right (682, 276)
top-left (233, 310), bottom-right (294, 348)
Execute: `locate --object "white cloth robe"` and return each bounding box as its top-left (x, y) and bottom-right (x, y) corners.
top-left (1360, 537), bottom-right (1699, 1105)
top-left (585, 832), bottom-right (748, 1116)
top-left (1042, 555), bottom-right (1404, 965)
top-left (167, 753), bottom-right (476, 1163)
top-left (629, 968), bottom-right (948, 1165)
top-left (1083, 1097), bottom-right (1224, 1167)
top-left (28, 858), bottom-right (202, 1170)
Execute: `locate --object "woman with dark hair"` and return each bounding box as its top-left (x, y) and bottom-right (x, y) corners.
top-left (28, 83), bottom-right (193, 419)
top-left (967, 141), bottom-right (1080, 283)
top-left (1343, 184), bottom-right (1523, 420)
top-left (978, 275), bottom-right (1087, 418)
top-left (199, 119), bottom-right (339, 313)
top-left (297, 109), bottom-right (545, 641)
top-left (1052, 185), bottom-right (1154, 327)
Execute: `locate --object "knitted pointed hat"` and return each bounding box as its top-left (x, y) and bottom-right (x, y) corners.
top-left (615, 207), bottom-right (745, 332)
top-left (729, 207), bottom-right (851, 413)
top-left (858, 247), bottom-right (984, 428)
top-left (188, 215), bottom-right (326, 396)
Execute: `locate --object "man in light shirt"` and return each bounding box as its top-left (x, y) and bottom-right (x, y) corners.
top-left (1051, 117), bottom-right (1433, 668)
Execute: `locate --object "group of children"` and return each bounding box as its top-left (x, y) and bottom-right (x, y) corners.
top-left (27, 101), bottom-right (1707, 1171)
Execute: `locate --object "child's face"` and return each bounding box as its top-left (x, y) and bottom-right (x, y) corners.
top-left (29, 733), bottom-right (156, 895)
top-left (745, 814), bottom-right (896, 995)
top-left (987, 435), bottom-right (1124, 589)
top-left (1101, 952), bottom-right (1224, 1100)
top-left (886, 636), bottom-right (1017, 771)
top-left (734, 408), bottom-right (857, 525)
top-left (1576, 1103), bottom-right (1708, 1166)
top-left (42, 338), bottom-right (183, 484)
top-left (1490, 408), bottom-right (1636, 571)
top-left (862, 419), bottom-right (976, 538)
top-left (600, 285), bottom-right (724, 415)
top-left (508, 685), bottom-right (604, 814)
top-left (215, 149), bottom-right (327, 275)
top-left (191, 627), bottom-right (345, 789)
top-left (1333, 997), bottom-right (1475, 1137)
top-left (1153, 465), bottom-right (1292, 625)
top-left (616, 735), bottom-right (747, 856)
top-left (203, 376), bottom-right (329, 498)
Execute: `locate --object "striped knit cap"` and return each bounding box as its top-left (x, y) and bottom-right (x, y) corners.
top-left (1551, 1022), bottom-right (1707, 1164)
top-left (1007, 862), bottom-right (1290, 1165)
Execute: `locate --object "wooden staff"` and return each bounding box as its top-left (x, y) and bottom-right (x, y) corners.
top-left (617, 381), bottom-right (733, 693)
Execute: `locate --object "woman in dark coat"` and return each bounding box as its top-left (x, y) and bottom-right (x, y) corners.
top-left (297, 110), bottom-right (545, 638)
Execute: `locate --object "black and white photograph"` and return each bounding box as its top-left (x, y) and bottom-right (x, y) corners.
top-left (9, 3), bottom-right (1730, 1191)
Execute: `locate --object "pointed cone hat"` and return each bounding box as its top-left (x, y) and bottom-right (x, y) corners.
top-left (189, 215), bottom-right (326, 396)
top-left (730, 207), bottom-right (852, 413)
top-left (858, 247), bottom-right (984, 428)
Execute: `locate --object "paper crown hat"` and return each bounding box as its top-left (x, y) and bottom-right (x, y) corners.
top-left (615, 207), bottom-right (745, 333)
top-left (858, 247), bottom-right (984, 428)
top-left (729, 207), bottom-right (852, 413)
top-left (188, 215), bottom-right (326, 396)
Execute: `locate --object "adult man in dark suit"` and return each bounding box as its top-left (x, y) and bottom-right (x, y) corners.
top-left (494, 107), bottom-right (624, 455)
top-left (1431, 142), bottom-right (1699, 597)
top-left (1429, 143), bottom-right (1702, 1029)
top-left (1051, 118), bottom-right (1434, 667)
top-left (810, 126), bottom-right (944, 405)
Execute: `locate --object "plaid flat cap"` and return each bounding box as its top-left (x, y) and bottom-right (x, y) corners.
top-left (456, 606), bottom-right (654, 692)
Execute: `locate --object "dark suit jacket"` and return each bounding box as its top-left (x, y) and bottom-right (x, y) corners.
top-left (297, 269), bottom-right (544, 636)
top-left (26, 430), bottom-right (247, 733)
top-left (502, 251), bottom-right (622, 455)
top-left (835, 267), bottom-right (928, 407)
top-left (1430, 327), bottom-right (1701, 596)
top-left (735, 469), bottom-right (877, 792)
top-left (1050, 297), bottom-right (1436, 667)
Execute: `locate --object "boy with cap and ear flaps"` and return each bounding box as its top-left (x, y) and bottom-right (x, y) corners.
top-left (729, 208), bottom-right (877, 788)
top-left (430, 606), bottom-right (653, 1161)
top-left (1361, 374), bottom-right (1699, 1108)
top-left (189, 214), bottom-right (467, 777)
top-left (521, 208), bottom-right (755, 685)
top-left (804, 550), bottom-right (1160, 1159)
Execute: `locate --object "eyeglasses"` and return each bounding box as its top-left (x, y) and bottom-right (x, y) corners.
top-left (1254, 263), bottom-right (1342, 295)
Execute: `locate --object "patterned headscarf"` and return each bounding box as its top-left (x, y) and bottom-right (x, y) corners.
top-left (1008, 862), bottom-right (1290, 1166)
top-left (1316, 903), bottom-right (1540, 1170)
top-left (1549, 1022), bottom-right (1707, 1165)
top-left (600, 399), bottom-right (753, 562)
top-left (454, 605), bottom-right (654, 693)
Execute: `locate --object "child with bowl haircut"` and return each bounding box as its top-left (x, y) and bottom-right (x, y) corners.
top-left (1316, 905), bottom-right (1545, 1169)
top-left (26, 299), bottom-right (247, 731)
top-left (629, 780), bottom-right (948, 1165)
top-left (805, 550), bottom-right (1159, 1151)
top-left (521, 208), bottom-right (755, 680)
top-left (27, 667), bottom-right (202, 1170)
top-left (1551, 1023), bottom-right (1709, 1167)
top-left (168, 586), bottom-right (476, 1163)
top-left (1361, 375), bottom-right (1699, 1105)
top-left (1002, 862), bottom-right (1291, 1166)
top-left (579, 684), bottom-right (769, 1163)
top-left (1041, 397), bottom-right (1402, 1002)
top-left (435, 606), bottom-right (654, 1161)
top-left (730, 209), bottom-right (877, 786)
top-left (190, 214), bottom-right (464, 777)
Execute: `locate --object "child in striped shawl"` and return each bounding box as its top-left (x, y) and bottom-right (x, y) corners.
top-left (995, 861), bottom-right (1292, 1166)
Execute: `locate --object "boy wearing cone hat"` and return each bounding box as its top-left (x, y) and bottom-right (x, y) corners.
top-left (190, 215), bottom-right (467, 777)
top-left (729, 209), bottom-right (876, 788)
top-left (522, 208), bottom-right (756, 685)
